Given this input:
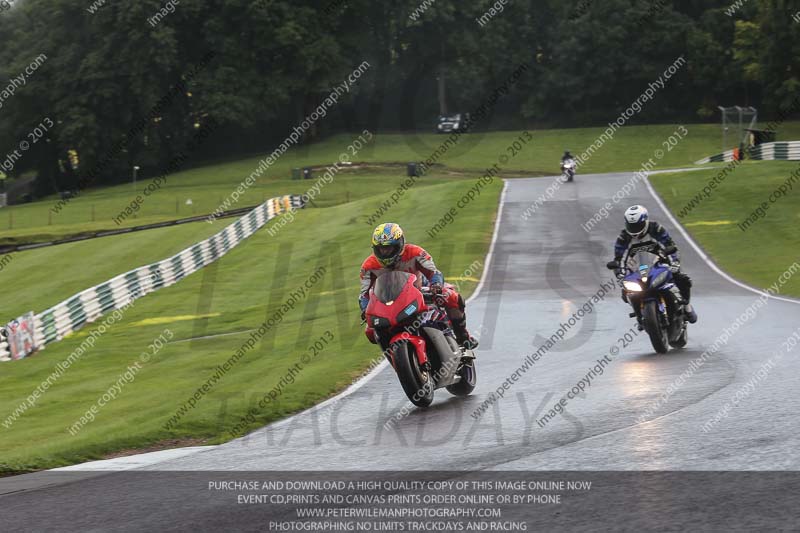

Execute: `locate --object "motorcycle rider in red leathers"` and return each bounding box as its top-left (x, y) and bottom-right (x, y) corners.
top-left (360, 223), bottom-right (479, 349)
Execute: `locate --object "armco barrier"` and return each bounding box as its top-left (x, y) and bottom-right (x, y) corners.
top-left (694, 148), bottom-right (738, 164)
top-left (695, 141), bottom-right (800, 164)
top-left (0, 195), bottom-right (303, 362)
top-left (748, 141), bottom-right (800, 161)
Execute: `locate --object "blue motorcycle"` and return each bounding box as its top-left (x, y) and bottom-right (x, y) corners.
top-left (606, 241), bottom-right (688, 354)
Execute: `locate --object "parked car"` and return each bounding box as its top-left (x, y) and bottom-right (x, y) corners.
top-left (436, 113), bottom-right (470, 134)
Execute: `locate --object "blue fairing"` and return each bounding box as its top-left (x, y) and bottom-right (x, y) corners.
top-left (623, 264), bottom-right (674, 301)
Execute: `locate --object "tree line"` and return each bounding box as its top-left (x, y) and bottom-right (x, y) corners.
top-left (0, 0), bottom-right (796, 195)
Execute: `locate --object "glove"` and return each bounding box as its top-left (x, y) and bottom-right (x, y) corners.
top-left (360, 310), bottom-right (366, 322)
top-left (430, 283), bottom-right (447, 305)
top-left (668, 260), bottom-right (681, 273)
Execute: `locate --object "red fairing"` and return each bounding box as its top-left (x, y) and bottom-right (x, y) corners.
top-left (365, 273), bottom-right (429, 366)
top-left (388, 332), bottom-right (428, 366)
top-left (364, 274), bottom-right (426, 329)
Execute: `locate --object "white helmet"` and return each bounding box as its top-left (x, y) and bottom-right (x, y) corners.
top-left (624, 205), bottom-right (649, 237)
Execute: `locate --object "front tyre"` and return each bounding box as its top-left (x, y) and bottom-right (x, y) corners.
top-left (642, 300), bottom-right (669, 354)
top-left (393, 342), bottom-right (434, 407)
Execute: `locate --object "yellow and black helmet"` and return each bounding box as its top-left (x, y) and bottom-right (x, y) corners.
top-left (371, 223), bottom-right (405, 267)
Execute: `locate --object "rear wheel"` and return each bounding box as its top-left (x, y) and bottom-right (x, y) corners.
top-left (670, 326), bottom-right (688, 348)
top-left (446, 359), bottom-right (477, 397)
top-left (642, 301), bottom-right (669, 354)
top-left (393, 342), bottom-right (434, 407)
top-left (667, 294), bottom-right (688, 348)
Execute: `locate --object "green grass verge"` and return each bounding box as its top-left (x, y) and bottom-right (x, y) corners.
top-left (0, 222), bottom-right (224, 319)
top-left (0, 168), bottom-right (457, 244)
top-left (7, 121), bottom-right (800, 241)
top-left (0, 171), bottom-right (462, 318)
top-left (650, 161), bottom-right (800, 298)
top-left (0, 178), bottom-right (501, 473)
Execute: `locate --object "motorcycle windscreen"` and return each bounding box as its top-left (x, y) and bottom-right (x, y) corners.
top-left (373, 271), bottom-right (416, 304)
top-left (625, 240), bottom-right (661, 273)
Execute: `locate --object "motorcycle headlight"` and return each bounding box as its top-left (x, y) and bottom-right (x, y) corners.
top-left (650, 271), bottom-right (668, 287)
top-left (623, 281), bottom-right (643, 292)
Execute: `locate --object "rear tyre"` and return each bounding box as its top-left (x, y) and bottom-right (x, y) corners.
top-left (446, 360), bottom-right (477, 397)
top-left (670, 326), bottom-right (688, 348)
top-left (393, 342), bottom-right (434, 407)
top-left (642, 301), bottom-right (669, 354)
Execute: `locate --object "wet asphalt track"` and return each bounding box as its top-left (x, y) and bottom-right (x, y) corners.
top-left (3, 173), bottom-right (799, 530)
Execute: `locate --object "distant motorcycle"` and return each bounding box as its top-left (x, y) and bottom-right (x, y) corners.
top-left (364, 271), bottom-right (476, 407)
top-left (560, 158), bottom-right (576, 182)
top-left (606, 241), bottom-right (688, 354)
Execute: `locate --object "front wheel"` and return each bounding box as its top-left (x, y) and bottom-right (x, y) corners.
top-left (393, 342), bottom-right (434, 407)
top-left (642, 300), bottom-right (669, 354)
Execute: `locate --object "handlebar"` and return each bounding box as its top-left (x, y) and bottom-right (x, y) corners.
top-left (420, 286), bottom-right (450, 307)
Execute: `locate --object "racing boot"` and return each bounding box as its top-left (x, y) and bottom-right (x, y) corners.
top-left (451, 317), bottom-right (479, 350)
top-left (674, 274), bottom-right (697, 323)
top-left (684, 303), bottom-right (698, 324)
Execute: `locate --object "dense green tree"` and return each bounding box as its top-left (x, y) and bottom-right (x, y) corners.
top-left (0, 0), bottom-right (797, 195)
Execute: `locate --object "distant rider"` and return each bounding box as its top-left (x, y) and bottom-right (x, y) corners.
top-left (360, 223), bottom-right (479, 348)
top-left (612, 205), bottom-right (697, 323)
top-left (560, 151), bottom-right (575, 169)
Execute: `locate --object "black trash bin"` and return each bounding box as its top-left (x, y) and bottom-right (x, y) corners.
top-left (407, 163), bottom-right (418, 177)
top-left (303, 167), bottom-right (312, 179)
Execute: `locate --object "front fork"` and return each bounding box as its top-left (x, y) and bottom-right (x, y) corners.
top-left (386, 334), bottom-right (428, 370)
top-left (630, 296), bottom-right (669, 330)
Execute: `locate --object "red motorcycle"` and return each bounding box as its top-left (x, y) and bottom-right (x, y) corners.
top-left (365, 271), bottom-right (477, 407)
